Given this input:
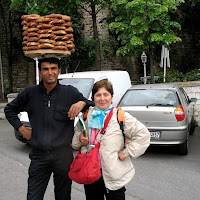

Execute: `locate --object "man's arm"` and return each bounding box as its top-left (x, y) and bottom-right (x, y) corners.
top-left (67, 86), bottom-right (95, 120)
top-left (68, 101), bottom-right (86, 120)
top-left (4, 89), bottom-right (27, 131)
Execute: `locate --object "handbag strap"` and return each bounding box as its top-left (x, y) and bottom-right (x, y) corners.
top-left (100, 107), bottom-right (114, 135)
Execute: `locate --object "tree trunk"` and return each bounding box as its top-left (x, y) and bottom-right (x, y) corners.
top-left (8, 10), bottom-right (13, 92)
top-left (91, 4), bottom-right (101, 70)
top-left (0, 3), bottom-right (13, 93)
top-left (149, 47), bottom-right (154, 84)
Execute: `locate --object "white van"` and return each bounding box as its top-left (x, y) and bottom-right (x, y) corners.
top-left (14, 70), bottom-right (132, 143)
top-left (58, 70), bottom-right (131, 107)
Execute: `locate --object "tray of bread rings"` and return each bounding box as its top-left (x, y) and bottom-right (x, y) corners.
top-left (24, 49), bottom-right (71, 58)
top-left (21, 14), bottom-right (75, 58)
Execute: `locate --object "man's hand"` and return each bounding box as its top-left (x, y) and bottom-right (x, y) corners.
top-left (18, 125), bottom-right (32, 140)
top-left (68, 101), bottom-right (86, 120)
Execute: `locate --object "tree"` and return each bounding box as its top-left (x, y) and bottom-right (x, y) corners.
top-left (0, 0), bottom-right (14, 94)
top-left (109, 0), bottom-right (184, 83)
top-left (78, 0), bottom-right (109, 70)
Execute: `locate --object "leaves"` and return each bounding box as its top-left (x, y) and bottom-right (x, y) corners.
top-left (109, 0), bottom-right (184, 56)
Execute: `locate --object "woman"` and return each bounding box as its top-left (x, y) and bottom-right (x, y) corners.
top-left (72, 79), bottom-right (150, 200)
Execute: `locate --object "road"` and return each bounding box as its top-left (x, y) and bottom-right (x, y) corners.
top-left (0, 119), bottom-right (200, 200)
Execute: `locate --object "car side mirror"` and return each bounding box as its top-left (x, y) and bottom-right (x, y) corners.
top-left (190, 98), bottom-right (197, 103)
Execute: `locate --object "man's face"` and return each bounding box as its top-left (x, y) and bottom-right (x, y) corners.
top-left (40, 62), bottom-right (61, 85)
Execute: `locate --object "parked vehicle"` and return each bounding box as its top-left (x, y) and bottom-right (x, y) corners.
top-left (14, 70), bottom-right (132, 143)
top-left (118, 84), bottom-right (197, 155)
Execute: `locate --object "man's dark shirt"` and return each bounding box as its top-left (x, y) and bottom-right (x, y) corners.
top-left (4, 81), bottom-right (94, 151)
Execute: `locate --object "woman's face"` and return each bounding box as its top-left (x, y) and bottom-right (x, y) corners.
top-left (94, 87), bottom-right (113, 110)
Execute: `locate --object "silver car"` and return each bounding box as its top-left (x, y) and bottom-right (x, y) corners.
top-left (118, 84), bottom-right (197, 155)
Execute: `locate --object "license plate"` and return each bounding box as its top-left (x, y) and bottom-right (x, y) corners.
top-left (150, 132), bottom-right (161, 139)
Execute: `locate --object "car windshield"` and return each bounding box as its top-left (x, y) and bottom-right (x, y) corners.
top-left (59, 78), bottom-right (95, 99)
top-left (120, 89), bottom-right (178, 106)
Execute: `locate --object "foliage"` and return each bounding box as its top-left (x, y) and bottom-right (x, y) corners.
top-left (190, 0), bottom-right (200, 6)
top-left (109, 0), bottom-right (184, 57)
top-left (185, 69), bottom-right (200, 81)
top-left (10, 0), bottom-right (79, 15)
top-left (154, 69), bottom-right (200, 83)
top-left (61, 39), bottom-right (95, 72)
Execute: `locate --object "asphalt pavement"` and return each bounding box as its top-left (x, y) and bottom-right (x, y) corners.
top-left (1, 119), bottom-right (200, 200)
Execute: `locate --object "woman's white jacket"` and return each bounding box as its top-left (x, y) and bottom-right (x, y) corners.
top-left (72, 107), bottom-right (150, 190)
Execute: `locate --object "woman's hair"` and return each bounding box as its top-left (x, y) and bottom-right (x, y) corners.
top-left (92, 79), bottom-right (114, 100)
top-left (38, 57), bottom-right (61, 71)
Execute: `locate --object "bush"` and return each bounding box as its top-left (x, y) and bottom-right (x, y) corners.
top-left (154, 69), bottom-right (200, 83)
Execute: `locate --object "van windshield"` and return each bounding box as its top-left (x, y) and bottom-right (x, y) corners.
top-left (59, 78), bottom-right (95, 98)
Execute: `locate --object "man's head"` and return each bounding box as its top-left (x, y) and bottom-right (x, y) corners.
top-left (38, 57), bottom-right (61, 71)
top-left (38, 57), bottom-right (61, 89)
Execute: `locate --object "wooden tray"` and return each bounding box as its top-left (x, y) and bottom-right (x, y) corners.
top-left (24, 49), bottom-right (71, 58)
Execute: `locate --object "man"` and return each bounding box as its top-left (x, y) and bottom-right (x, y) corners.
top-left (4, 57), bottom-right (94, 200)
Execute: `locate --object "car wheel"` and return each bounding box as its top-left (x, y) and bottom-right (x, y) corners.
top-left (189, 117), bottom-right (196, 135)
top-left (178, 132), bottom-right (189, 155)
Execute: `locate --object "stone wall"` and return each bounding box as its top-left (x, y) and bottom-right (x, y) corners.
top-left (0, 4), bottom-right (35, 100)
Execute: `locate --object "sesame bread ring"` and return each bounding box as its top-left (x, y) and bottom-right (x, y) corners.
top-left (54, 41), bottom-right (66, 46)
top-left (48, 14), bottom-right (63, 19)
top-left (39, 39), bottom-right (56, 44)
top-left (70, 48), bottom-right (75, 53)
top-left (22, 31), bottom-right (28, 36)
top-left (66, 33), bottom-right (73, 38)
top-left (38, 34), bottom-right (53, 39)
top-left (52, 46), bottom-right (68, 50)
top-left (53, 30), bottom-right (66, 35)
top-left (63, 22), bottom-right (72, 27)
top-left (27, 32), bottom-right (38, 37)
top-left (66, 43), bottom-right (75, 49)
top-left (62, 15), bottom-right (71, 21)
top-left (27, 42), bottom-right (40, 46)
top-left (37, 23), bottom-right (53, 29)
top-left (27, 37), bottom-right (39, 42)
top-left (69, 37), bottom-right (74, 42)
top-left (38, 43), bottom-right (55, 49)
top-left (66, 40), bottom-right (73, 44)
top-left (27, 22), bottom-right (38, 27)
top-left (22, 41), bottom-right (28, 46)
top-left (21, 15), bottom-right (29, 20)
top-left (54, 35), bottom-right (69, 41)
top-left (22, 46), bottom-right (28, 51)
top-left (26, 16), bottom-right (40, 21)
top-left (37, 29), bottom-right (52, 34)
top-left (21, 20), bottom-right (27, 26)
top-left (21, 14), bottom-right (40, 20)
top-left (23, 36), bottom-right (29, 41)
top-left (50, 19), bottom-right (65, 25)
top-left (36, 17), bottom-right (51, 23)
top-left (27, 27), bottom-right (39, 32)
top-left (22, 26), bottom-right (28, 31)
top-left (25, 46), bottom-right (40, 51)
top-left (50, 26), bottom-right (66, 31)
top-left (65, 27), bottom-right (74, 33)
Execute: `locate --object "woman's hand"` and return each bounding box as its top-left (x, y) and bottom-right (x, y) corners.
top-left (79, 130), bottom-right (89, 146)
top-left (118, 150), bottom-right (126, 161)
